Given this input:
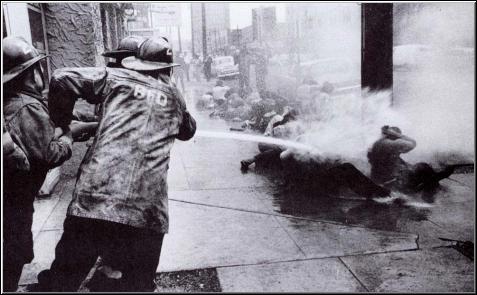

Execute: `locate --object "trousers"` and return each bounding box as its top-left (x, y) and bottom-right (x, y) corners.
top-left (3, 192), bottom-right (35, 292)
top-left (37, 216), bottom-right (164, 292)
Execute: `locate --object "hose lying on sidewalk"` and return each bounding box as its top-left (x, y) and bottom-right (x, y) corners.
top-left (439, 238), bottom-right (474, 260)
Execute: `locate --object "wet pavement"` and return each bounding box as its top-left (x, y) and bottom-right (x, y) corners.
top-left (17, 79), bottom-right (475, 292)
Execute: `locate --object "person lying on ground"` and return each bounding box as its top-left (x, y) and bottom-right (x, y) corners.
top-left (196, 91), bottom-right (214, 110)
top-left (241, 107), bottom-right (300, 172)
top-left (279, 148), bottom-right (393, 202)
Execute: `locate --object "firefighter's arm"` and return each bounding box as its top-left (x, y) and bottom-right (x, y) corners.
top-left (3, 130), bottom-right (30, 171)
top-left (48, 68), bottom-right (107, 130)
top-left (177, 110), bottom-right (197, 141)
top-left (16, 104), bottom-right (72, 168)
top-left (175, 89), bottom-right (196, 141)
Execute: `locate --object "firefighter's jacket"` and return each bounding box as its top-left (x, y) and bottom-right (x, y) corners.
top-left (3, 89), bottom-right (73, 204)
top-left (48, 67), bottom-right (196, 233)
top-left (3, 89), bottom-right (72, 264)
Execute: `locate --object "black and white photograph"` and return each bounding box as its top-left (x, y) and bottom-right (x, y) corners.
top-left (1, 1), bottom-right (475, 292)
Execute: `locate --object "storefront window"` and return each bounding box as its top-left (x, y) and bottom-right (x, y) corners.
top-left (27, 6), bottom-right (45, 52)
top-left (27, 4), bottom-right (49, 86)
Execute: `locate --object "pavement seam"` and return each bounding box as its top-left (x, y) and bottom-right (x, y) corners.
top-left (175, 145), bottom-right (193, 191)
top-left (184, 248), bottom-right (423, 274)
top-left (271, 215), bottom-right (308, 258)
top-left (426, 218), bottom-right (447, 229)
top-left (170, 184), bottom-right (275, 192)
top-left (32, 179), bottom-right (71, 241)
top-left (169, 198), bottom-right (420, 236)
top-left (337, 257), bottom-right (370, 292)
top-left (34, 228), bottom-right (63, 233)
top-left (447, 176), bottom-right (473, 188)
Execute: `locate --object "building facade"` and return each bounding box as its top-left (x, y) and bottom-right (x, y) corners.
top-left (2, 2), bottom-right (127, 79)
top-left (285, 3), bottom-right (361, 60)
top-left (191, 2), bottom-right (230, 57)
top-left (252, 6), bottom-right (276, 43)
top-left (125, 3), bottom-right (183, 51)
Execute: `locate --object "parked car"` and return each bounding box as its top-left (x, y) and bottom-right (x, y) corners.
top-left (212, 56), bottom-right (239, 78)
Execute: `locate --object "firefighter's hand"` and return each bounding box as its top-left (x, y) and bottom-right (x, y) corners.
top-left (70, 121), bottom-right (99, 142)
top-left (54, 127), bottom-right (64, 140)
top-left (58, 128), bottom-right (73, 146)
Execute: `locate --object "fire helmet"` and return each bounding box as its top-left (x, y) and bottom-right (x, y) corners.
top-left (3, 36), bottom-right (48, 84)
top-left (102, 35), bottom-right (146, 60)
top-left (121, 37), bottom-right (180, 71)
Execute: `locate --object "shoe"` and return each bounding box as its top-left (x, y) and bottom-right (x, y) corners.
top-left (438, 165), bottom-right (456, 180)
top-left (241, 160), bottom-right (250, 172)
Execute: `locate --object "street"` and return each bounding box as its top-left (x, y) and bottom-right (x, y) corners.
top-left (2, 2), bottom-right (474, 293)
top-left (16, 78), bottom-right (474, 292)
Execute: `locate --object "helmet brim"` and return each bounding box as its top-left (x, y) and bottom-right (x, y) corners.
top-left (121, 56), bottom-right (180, 71)
top-left (102, 50), bottom-right (135, 58)
top-left (3, 55), bottom-right (49, 84)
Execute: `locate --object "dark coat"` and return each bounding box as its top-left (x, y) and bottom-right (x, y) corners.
top-left (48, 67), bottom-right (196, 233)
top-left (3, 89), bottom-right (72, 264)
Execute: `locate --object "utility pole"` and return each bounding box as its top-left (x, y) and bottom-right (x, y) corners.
top-left (177, 26), bottom-right (182, 52)
top-left (237, 24), bottom-right (240, 48)
top-left (149, 4), bottom-right (153, 29)
top-left (214, 30), bottom-right (218, 55)
top-left (295, 18), bottom-right (301, 98)
top-left (361, 3), bottom-right (393, 93)
top-left (201, 3), bottom-right (207, 57)
top-left (191, 3), bottom-right (194, 56)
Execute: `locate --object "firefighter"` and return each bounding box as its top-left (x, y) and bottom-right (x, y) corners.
top-left (2, 36), bottom-right (74, 291)
top-left (36, 37), bottom-right (196, 292)
top-left (90, 35), bottom-right (147, 127)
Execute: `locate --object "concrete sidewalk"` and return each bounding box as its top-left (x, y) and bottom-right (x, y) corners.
top-left (16, 97), bottom-right (475, 292)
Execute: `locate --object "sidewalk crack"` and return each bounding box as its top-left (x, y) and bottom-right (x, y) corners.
top-left (272, 215), bottom-right (307, 258)
top-left (338, 257), bottom-right (370, 292)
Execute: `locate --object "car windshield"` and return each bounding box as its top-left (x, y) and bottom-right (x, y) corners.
top-left (215, 57), bottom-right (233, 65)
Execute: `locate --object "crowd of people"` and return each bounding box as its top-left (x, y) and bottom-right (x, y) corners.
top-left (193, 54), bottom-right (457, 205)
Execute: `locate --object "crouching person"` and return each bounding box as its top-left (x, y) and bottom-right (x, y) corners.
top-left (35, 37), bottom-right (196, 292)
top-left (368, 126), bottom-right (455, 198)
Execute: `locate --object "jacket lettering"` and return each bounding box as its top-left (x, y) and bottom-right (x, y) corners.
top-left (134, 85), bottom-right (168, 107)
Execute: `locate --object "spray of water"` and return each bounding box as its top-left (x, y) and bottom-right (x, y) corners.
top-left (190, 3), bottom-right (474, 171)
top-left (282, 3), bottom-right (475, 168)
top-left (392, 3), bottom-right (475, 165)
top-left (195, 130), bottom-right (316, 152)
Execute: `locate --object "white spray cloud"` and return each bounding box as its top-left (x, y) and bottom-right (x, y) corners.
top-left (393, 3), bottom-right (475, 164)
top-left (287, 3), bottom-right (474, 170)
